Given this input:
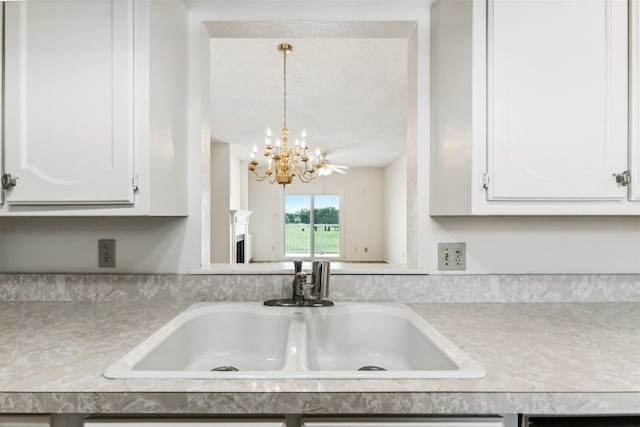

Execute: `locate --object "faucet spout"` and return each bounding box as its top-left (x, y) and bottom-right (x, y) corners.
top-left (293, 260), bottom-right (303, 275)
top-left (264, 260), bottom-right (333, 307)
top-left (292, 271), bottom-right (308, 304)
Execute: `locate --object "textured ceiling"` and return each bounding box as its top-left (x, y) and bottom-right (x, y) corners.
top-left (209, 36), bottom-right (409, 168)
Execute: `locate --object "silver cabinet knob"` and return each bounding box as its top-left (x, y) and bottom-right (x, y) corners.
top-left (615, 170), bottom-right (631, 186)
top-left (1, 173), bottom-right (17, 190)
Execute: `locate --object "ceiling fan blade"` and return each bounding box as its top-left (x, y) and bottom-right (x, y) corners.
top-left (319, 156), bottom-right (348, 175)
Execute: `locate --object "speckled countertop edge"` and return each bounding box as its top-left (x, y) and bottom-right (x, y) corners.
top-left (1, 391), bottom-right (639, 415)
top-left (1, 273), bottom-right (640, 303)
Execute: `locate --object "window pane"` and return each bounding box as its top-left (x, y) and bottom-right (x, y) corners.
top-left (285, 195), bottom-right (311, 257)
top-left (314, 195), bottom-right (339, 257)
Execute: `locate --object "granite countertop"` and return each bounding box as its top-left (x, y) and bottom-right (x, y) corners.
top-left (0, 300), bottom-right (639, 415)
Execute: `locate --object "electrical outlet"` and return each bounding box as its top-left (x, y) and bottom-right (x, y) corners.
top-left (438, 242), bottom-right (466, 271)
top-left (99, 239), bottom-right (116, 268)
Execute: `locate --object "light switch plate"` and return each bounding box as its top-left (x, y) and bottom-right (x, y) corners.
top-left (438, 242), bottom-right (466, 271)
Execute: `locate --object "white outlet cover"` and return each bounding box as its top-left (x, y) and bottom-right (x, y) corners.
top-left (437, 242), bottom-right (466, 271)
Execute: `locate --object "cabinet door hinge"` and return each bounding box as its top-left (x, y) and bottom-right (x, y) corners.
top-left (481, 171), bottom-right (490, 190)
top-left (132, 173), bottom-right (140, 192)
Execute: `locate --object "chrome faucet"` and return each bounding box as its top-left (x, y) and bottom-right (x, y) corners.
top-left (264, 260), bottom-right (333, 307)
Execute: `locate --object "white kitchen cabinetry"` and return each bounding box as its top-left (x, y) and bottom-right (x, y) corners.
top-left (84, 420), bottom-right (285, 427)
top-left (84, 419), bottom-right (502, 427)
top-left (302, 418), bottom-right (504, 427)
top-left (4, 0), bottom-right (134, 205)
top-left (0, 416), bottom-right (51, 427)
top-left (1, 0), bottom-right (188, 216)
top-left (631, 0), bottom-right (640, 202)
top-left (0, 4), bottom-right (4, 206)
top-left (430, 0), bottom-right (638, 215)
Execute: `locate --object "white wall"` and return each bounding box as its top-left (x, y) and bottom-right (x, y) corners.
top-left (248, 167), bottom-right (385, 261)
top-left (2, 0), bottom-right (640, 275)
top-left (240, 160), bottom-right (249, 211)
top-left (229, 151), bottom-right (243, 211)
top-left (247, 176), bottom-right (281, 261)
top-left (210, 143), bottom-right (247, 263)
top-left (429, 216), bottom-right (640, 274)
top-left (384, 155), bottom-right (407, 264)
top-left (0, 217), bottom-right (190, 273)
top-left (210, 142), bottom-right (231, 263)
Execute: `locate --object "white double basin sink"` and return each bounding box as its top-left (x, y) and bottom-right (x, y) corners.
top-left (104, 302), bottom-right (485, 379)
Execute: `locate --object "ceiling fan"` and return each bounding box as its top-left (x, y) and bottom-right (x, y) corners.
top-left (318, 154), bottom-right (349, 176)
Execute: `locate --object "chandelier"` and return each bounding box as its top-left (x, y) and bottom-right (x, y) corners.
top-left (249, 43), bottom-right (322, 187)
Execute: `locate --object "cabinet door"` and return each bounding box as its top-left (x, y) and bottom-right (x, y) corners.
top-left (631, 0), bottom-right (640, 202)
top-left (85, 421), bottom-right (285, 427)
top-left (0, 416), bottom-right (51, 427)
top-left (302, 418), bottom-right (504, 427)
top-left (487, 0), bottom-right (628, 201)
top-left (4, 0), bottom-right (134, 205)
top-left (0, 4), bottom-right (4, 205)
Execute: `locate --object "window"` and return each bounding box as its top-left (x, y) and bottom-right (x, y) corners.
top-left (285, 195), bottom-right (340, 258)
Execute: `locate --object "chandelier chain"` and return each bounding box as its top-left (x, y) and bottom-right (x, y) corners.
top-left (283, 47), bottom-right (287, 130)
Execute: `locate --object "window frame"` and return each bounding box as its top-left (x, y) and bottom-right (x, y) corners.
top-left (282, 193), bottom-right (343, 260)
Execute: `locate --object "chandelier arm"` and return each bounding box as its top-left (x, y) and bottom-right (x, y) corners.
top-left (250, 169), bottom-right (267, 181)
top-left (304, 169), bottom-right (320, 182)
top-left (295, 162), bottom-right (314, 183)
top-left (291, 159), bottom-right (309, 177)
top-left (296, 165), bottom-right (318, 183)
top-left (300, 161), bottom-right (316, 176)
top-left (267, 171), bottom-right (276, 184)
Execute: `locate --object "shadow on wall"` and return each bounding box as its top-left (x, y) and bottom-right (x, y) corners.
top-left (0, 217), bottom-right (191, 274)
top-left (430, 216), bottom-right (640, 274)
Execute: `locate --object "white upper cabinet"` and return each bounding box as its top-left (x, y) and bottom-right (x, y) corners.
top-left (0, 5), bottom-right (4, 206)
top-left (1, 0), bottom-right (188, 216)
top-left (631, 0), bottom-right (640, 202)
top-left (430, 0), bottom-right (637, 215)
top-left (4, 0), bottom-right (134, 205)
top-left (488, 0), bottom-right (628, 201)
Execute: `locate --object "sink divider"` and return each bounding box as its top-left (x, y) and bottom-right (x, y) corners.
top-left (282, 313), bottom-right (309, 372)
